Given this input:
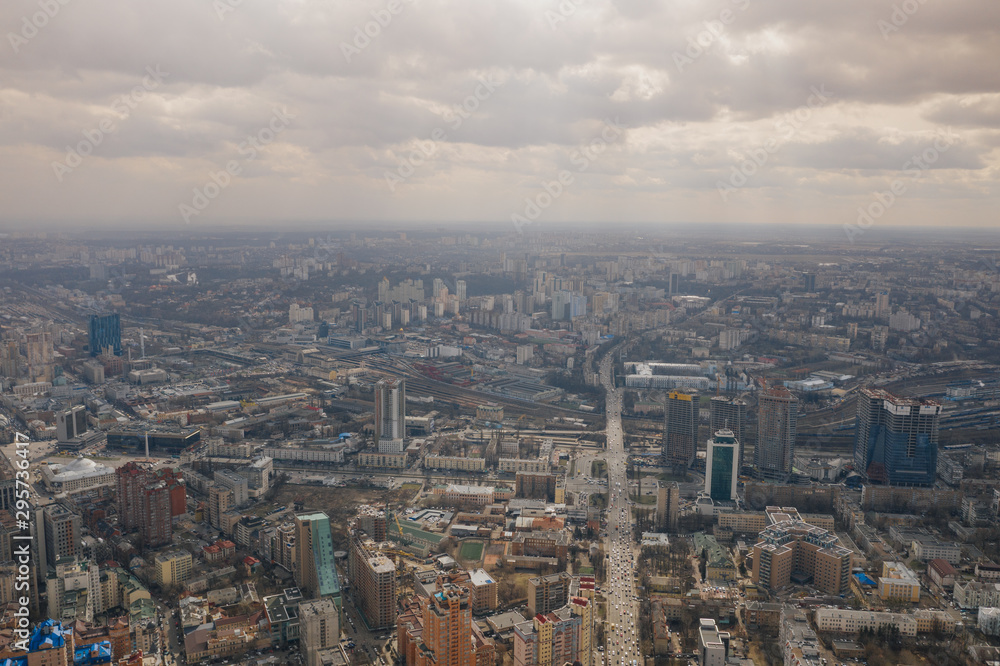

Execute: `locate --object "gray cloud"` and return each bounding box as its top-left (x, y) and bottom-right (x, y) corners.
top-left (0, 0), bottom-right (997, 227)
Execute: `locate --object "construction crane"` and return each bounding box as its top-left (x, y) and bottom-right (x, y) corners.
top-left (391, 512), bottom-right (413, 546)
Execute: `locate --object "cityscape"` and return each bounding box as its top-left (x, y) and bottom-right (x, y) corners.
top-left (0, 228), bottom-right (997, 666)
top-left (2, 0), bottom-right (999, 664)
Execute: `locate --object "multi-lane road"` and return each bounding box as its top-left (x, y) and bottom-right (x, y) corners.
top-left (599, 354), bottom-right (640, 666)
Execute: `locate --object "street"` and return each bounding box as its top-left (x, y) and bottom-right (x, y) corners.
top-left (599, 353), bottom-right (640, 666)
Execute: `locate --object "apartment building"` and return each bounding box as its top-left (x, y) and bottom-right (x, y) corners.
top-left (527, 572), bottom-right (572, 617)
top-left (349, 536), bottom-right (397, 630)
top-left (751, 517), bottom-right (851, 595)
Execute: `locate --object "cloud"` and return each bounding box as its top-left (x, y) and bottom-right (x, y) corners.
top-left (0, 0), bottom-right (998, 227)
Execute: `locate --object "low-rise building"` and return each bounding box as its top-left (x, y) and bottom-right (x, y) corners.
top-left (877, 562), bottom-right (920, 603)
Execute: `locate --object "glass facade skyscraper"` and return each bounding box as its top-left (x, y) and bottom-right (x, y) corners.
top-left (88, 313), bottom-right (122, 356)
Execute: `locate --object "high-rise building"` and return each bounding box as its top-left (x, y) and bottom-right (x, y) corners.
top-left (753, 387), bottom-right (797, 482)
top-left (853, 388), bottom-right (942, 487)
top-left (375, 378), bottom-right (406, 453)
top-left (656, 481), bottom-right (680, 532)
top-left (705, 430), bottom-right (739, 502)
top-left (348, 535), bottom-right (396, 630)
top-left (709, 396), bottom-right (747, 471)
top-left (215, 469), bottom-right (249, 507)
top-left (875, 291), bottom-right (890, 317)
top-left (527, 572), bottom-right (571, 617)
top-left (417, 583), bottom-right (474, 666)
top-left (25, 331), bottom-right (54, 382)
top-left (456, 280), bottom-right (467, 301)
top-left (551, 291), bottom-right (586, 321)
top-left (56, 405), bottom-right (88, 442)
top-left (801, 273), bottom-right (816, 292)
top-left (299, 597), bottom-right (341, 666)
top-left (116, 462), bottom-right (174, 548)
top-left (513, 596), bottom-right (593, 666)
top-left (43, 504), bottom-right (81, 567)
top-left (296, 512), bottom-right (342, 603)
top-left (663, 391), bottom-right (698, 468)
top-left (88, 313), bottom-right (122, 356)
top-left (208, 485), bottom-right (232, 530)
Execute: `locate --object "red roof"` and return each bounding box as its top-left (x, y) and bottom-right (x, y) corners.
top-left (929, 558), bottom-right (957, 576)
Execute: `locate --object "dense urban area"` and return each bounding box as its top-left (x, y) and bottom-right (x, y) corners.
top-left (3, 228), bottom-right (1000, 666)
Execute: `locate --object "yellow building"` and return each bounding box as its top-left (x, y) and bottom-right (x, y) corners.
top-left (877, 562), bottom-right (920, 603)
top-left (155, 550), bottom-right (193, 587)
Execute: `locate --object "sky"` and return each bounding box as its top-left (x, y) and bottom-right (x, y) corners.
top-left (1, 0), bottom-right (998, 232)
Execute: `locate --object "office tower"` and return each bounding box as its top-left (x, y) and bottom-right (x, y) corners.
top-left (348, 535), bottom-right (396, 630)
top-left (753, 387), bottom-right (797, 482)
top-left (668, 272), bottom-right (680, 295)
top-left (375, 378), bottom-right (406, 453)
top-left (299, 598), bottom-right (341, 666)
top-left (456, 280), bottom-right (467, 301)
top-left (698, 619), bottom-right (730, 666)
top-left (56, 405), bottom-right (88, 442)
top-left (657, 481), bottom-right (680, 532)
top-left (801, 273), bottom-right (816, 292)
top-left (527, 572), bottom-right (572, 617)
top-left (88, 313), bottom-right (122, 356)
top-left (709, 396), bottom-right (747, 471)
top-left (662, 391), bottom-right (698, 468)
top-left (296, 513), bottom-right (342, 602)
top-left (416, 583), bottom-right (474, 666)
top-left (207, 484), bottom-right (232, 530)
top-left (751, 516), bottom-right (852, 595)
top-left (43, 504), bottom-right (81, 567)
top-left (705, 430), bottom-right (739, 502)
top-left (853, 388), bottom-right (941, 486)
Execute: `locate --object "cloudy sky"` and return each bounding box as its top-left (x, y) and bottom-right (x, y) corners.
top-left (1, 0), bottom-right (998, 231)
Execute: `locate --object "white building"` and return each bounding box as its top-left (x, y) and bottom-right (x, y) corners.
top-left (41, 458), bottom-right (116, 494)
top-left (516, 344), bottom-right (534, 365)
top-left (698, 618), bottom-right (729, 666)
top-left (979, 608), bottom-right (1000, 636)
top-left (290, 303), bottom-right (315, 323)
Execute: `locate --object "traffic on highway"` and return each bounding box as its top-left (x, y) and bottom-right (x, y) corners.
top-left (600, 355), bottom-right (640, 666)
